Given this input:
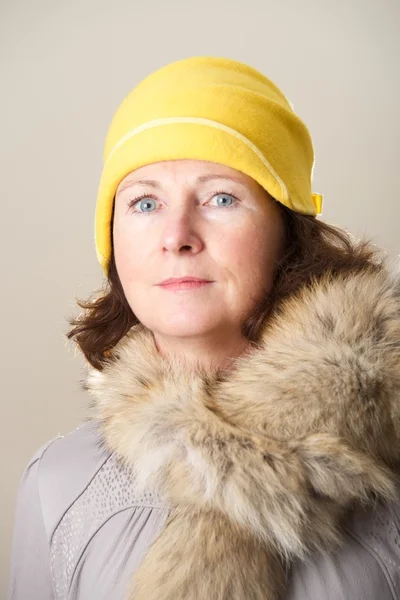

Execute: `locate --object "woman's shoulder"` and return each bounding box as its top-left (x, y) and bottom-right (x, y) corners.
top-left (30, 420), bottom-right (111, 539)
top-left (32, 419), bottom-right (167, 541)
top-left (342, 488), bottom-right (400, 597)
top-left (9, 421), bottom-right (170, 600)
top-left (36, 419), bottom-right (110, 487)
top-left (287, 491), bottom-right (400, 599)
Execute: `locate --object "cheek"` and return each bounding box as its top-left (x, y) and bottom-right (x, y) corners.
top-left (219, 223), bottom-right (281, 288)
top-left (113, 220), bottom-right (147, 285)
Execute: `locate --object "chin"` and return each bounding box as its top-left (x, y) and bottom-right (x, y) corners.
top-left (141, 311), bottom-right (224, 339)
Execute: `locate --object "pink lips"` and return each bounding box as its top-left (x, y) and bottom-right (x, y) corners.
top-left (157, 276), bottom-right (212, 291)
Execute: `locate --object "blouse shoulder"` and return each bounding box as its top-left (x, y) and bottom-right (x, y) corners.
top-left (343, 488), bottom-right (400, 597)
top-left (10, 420), bottom-right (169, 600)
top-left (35, 418), bottom-right (167, 541)
top-left (37, 420), bottom-right (168, 600)
top-left (286, 491), bottom-right (400, 600)
top-left (35, 419), bottom-right (111, 541)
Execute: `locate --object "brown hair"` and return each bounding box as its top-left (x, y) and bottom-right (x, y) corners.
top-left (66, 203), bottom-right (384, 370)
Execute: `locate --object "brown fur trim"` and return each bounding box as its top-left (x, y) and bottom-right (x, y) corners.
top-left (85, 266), bottom-right (400, 599)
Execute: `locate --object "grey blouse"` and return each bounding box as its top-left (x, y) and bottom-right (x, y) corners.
top-left (7, 420), bottom-right (400, 600)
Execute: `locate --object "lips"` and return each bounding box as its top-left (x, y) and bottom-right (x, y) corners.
top-left (157, 276), bottom-right (213, 291)
top-left (158, 276), bottom-right (211, 285)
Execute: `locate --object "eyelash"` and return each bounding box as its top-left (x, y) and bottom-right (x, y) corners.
top-left (127, 190), bottom-right (239, 214)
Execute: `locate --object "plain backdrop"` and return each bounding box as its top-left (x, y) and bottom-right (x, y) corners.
top-left (1, 0), bottom-right (399, 595)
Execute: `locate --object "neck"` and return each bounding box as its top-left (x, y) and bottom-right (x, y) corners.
top-left (152, 329), bottom-right (251, 373)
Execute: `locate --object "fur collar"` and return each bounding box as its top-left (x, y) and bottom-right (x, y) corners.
top-left (86, 265), bottom-right (400, 600)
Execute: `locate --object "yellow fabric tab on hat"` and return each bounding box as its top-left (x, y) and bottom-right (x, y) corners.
top-left (312, 193), bottom-right (323, 214)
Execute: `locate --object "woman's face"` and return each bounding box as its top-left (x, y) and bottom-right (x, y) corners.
top-left (113, 159), bottom-right (285, 342)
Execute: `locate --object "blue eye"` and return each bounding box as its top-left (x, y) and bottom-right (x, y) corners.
top-left (138, 198), bottom-right (157, 212)
top-left (213, 193), bottom-right (235, 207)
top-left (128, 196), bottom-right (157, 213)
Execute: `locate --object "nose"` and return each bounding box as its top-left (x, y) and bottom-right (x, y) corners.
top-left (160, 205), bottom-right (204, 255)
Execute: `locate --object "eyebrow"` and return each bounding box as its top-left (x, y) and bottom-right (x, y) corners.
top-left (117, 173), bottom-right (247, 194)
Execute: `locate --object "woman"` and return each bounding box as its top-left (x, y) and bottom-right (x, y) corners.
top-left (8, 56), bottom-right (400, 600)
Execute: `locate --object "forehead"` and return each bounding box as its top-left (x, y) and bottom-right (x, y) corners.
top-left (116, 159), bottom-right (258, 194)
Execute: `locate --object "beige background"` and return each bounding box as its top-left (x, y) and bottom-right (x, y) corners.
top-left (1, 0), bottom-right (399, 595)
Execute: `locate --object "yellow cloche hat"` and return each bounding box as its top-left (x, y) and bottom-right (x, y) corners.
top-left (95, 56), bottom-right (323, 274)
